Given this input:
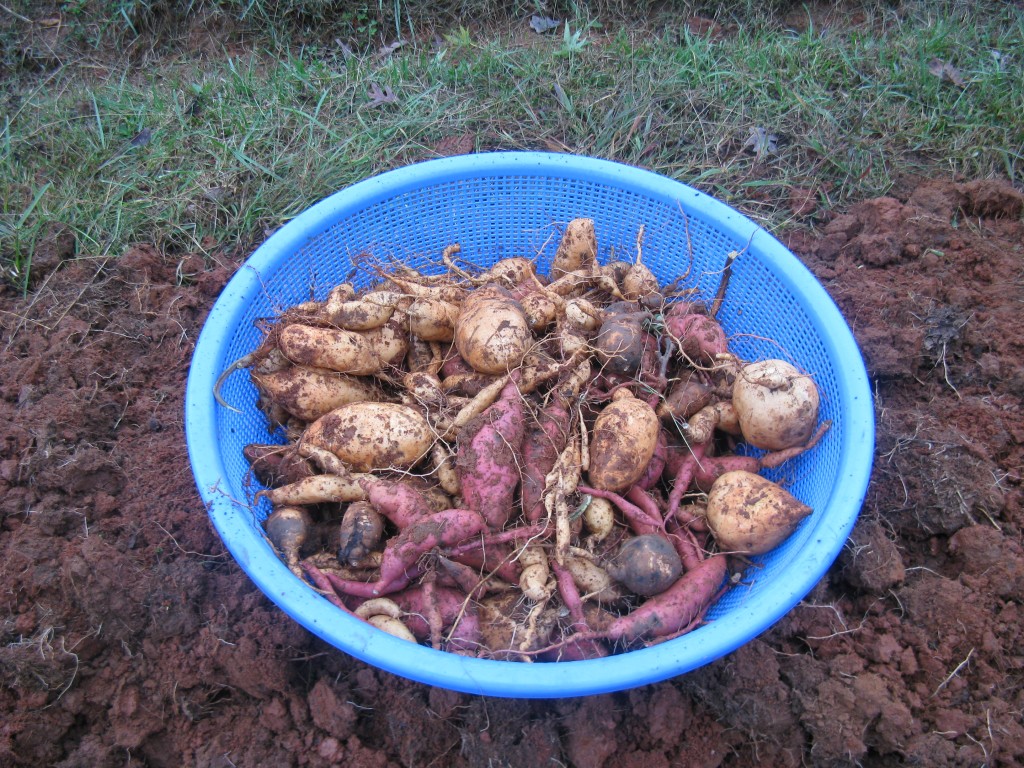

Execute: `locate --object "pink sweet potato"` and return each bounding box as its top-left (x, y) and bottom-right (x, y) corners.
top-left (360, 476), bottom-right (434, 530)
top-left (664, 303), bottom-right (729, 362)
top-left (391, 583), bottom-right (482, 653)
top-left (456, 377), bottom-right (526, 529)
top-left (520, 391), bottom-right (571, 522)
top-left (326, 508), bottom-right (487, 598)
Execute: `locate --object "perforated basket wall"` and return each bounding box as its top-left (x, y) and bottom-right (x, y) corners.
top-left (186, 153), bottom-right (873, 697)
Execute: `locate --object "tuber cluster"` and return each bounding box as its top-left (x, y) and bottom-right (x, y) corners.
top-left (221, 220), bottom-right (830, 660)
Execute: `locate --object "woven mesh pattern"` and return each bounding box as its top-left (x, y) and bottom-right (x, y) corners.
top-left (214, 170), bottom-right (842, 619)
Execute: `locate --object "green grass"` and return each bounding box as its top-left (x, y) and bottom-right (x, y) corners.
top-left (0, 1), bottom-right (1021, 287)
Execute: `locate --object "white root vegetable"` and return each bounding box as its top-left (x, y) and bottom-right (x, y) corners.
top-left (551, 218), bottom-right (597, 279)
top-left (355, 598), bottom-right (403, 620)
top-left (587, 389), bottom-right (660, 492)
top-left (256, 473), bottom-right (368, 506)
top-left (564, 552), bottom-right (623, 604)
top-left (732, 359), bottom-right (820, 450)
top-left (454, 287), bottom-right (533, 375)
top-left (252, 366), bottom-right (382, 422)
top-left (366, 614), bottom-right (418, 642)
top-left (408, 298), bottom-right (460, 342)
top-left (706, 470), bottom-right (813, 554)
top-left (519, 545), bottom-right (553, 602)
top-left (582, 496), bottom-right (615, 541)
top-left (302, 402), bottom-right (433, 473)
top-left (278, 322), bottom-right (407, 375)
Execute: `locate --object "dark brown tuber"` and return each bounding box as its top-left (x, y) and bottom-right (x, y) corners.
top-left (608, 534), bottom-right (683, 597)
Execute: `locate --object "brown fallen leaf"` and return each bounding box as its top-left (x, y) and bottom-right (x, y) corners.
top-left (375, 39), bottom-right (406, 59)
top-left (530, 15), bottom-right (561, 34)
top-left (365, 83), bottom-right (398, 109)
top-left (742, 126), bottom-right (778, 159)
top-left (928, 58), bottom-right (967, 87)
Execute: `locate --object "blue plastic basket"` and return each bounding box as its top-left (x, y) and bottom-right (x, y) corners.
top-left (185, 152), bottom-right (874, 697)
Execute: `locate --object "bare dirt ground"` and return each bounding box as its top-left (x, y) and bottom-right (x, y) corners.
top-left (1, 177), bottom-right (1023, 767)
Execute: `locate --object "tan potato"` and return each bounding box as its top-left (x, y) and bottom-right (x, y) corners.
top-left (564, 552), bottom-right (623, 603)
top-left (257, 473), bottom-right (369, 506)
top-left (622, 260), bottom-right (660, 302)
top-left (518, 545), bottom-right (552, 602)
top-left (732, 359), bottom-right (820, 450)
top-left (278, 324), bottom-right (380, 375)
top-left (587, 390), bottom-right (660, 492)
top-left (408, 298), bottom-right (460, 342)
top-left (706, 470), bottom-right (813, 554)
top-left (322, 290), bottom-right (402, 330)
top-left (582, 496), bottom-right (615, 541)
top-left (552, 218), bottom-right (597, 279)
top-left (354, 598), bottom-right (403, 620)
top-left (486, 257), bottom-right (536, 287)
top-left (519, 291), bottom-right (561, 334)
top-left (563, 298), bottom-right (602, 333)
top-left (302, 402), bottom-right (433, 472)
top-left (454, 288), bottom-right (532, 375)
top-left (366, 614), bottom-right (417, 642)
top-left (252, 366), bottom-right (382, 422)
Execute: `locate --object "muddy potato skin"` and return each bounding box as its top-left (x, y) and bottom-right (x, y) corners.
top-left (454, 290), bottom-right (533, 375)
top-left (552, 217), bottom-right (597, 278)
top-left (706, 470), bottom-right (813, 554)
top-left (302, 402), bottom-right (432, 472)
top-left (252, 366), bottom-right (380, 422)
top-left (587, 391), bottom-right (660, 492)
top-left (732, 359), bottom-right (820, 450)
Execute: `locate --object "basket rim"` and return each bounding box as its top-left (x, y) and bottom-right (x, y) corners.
top-left (185, 151), bottom-right (874, 697)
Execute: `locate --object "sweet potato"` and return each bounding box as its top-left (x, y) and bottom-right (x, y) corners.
top-left (359, 476), bottom-right (434, 530)
top-left (243, 443), bottom-right (314, 487)
top-left (252, 366), bottom-right (382, 422)
top-left (706, 470), bottom-right (813, 554)
top-left (551, 217), bottom-right (597, 279)
top-left (520, 391), bottom-right (571, 523)
top-left (326, 508), bottom-right (488, 597)
top-left (732, 359), bottom-right (820, 450)
top-left (456, 377), bottom-right (526, 529)
top-left (664, 303), bottom-right (730, 363)
top-left (454, 286), bottom-right (532, 375)
top-left (278, 323), bottom-right (392, 375)
top-left (337, 501), bottom-right (386, 567)
top-left (302, 402), bottom-right (433, 473)
top-left (391, 584), bottom-right (482, 653)
top-left (607, 534), bottom-right (683, 597)
top-left (587, 389), bottom-right (660, 492)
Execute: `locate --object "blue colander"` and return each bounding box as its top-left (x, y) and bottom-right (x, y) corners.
top-left (185, 152), bottom-right (873, 697)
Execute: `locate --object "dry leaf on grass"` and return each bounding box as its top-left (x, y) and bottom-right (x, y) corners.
top-left (375, 40), bottom-right (406, 59)
top-left (530, 15), bottom-right (561, 33)
top-left (928, 58), bottom-right (967, 87)
top-left (365, 83), bottom-right (398, 109)
top-left (743, 126), bottom-right (778, 159)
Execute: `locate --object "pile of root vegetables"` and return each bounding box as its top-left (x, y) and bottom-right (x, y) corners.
top-left (222, 218), bottom-right (830, 661)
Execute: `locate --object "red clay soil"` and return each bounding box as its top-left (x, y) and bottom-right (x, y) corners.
top-left (2, 178), bottom-right (1023, 767)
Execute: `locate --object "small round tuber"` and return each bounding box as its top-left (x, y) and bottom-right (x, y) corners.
top-left (732, 359), bottom-right (820, 451)
top-left (264, 506), bottom-right (313, 569)
top-left (706, 470), bottom-right (813, 554)
top-left (607, 534), bottom-right (683, 597)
